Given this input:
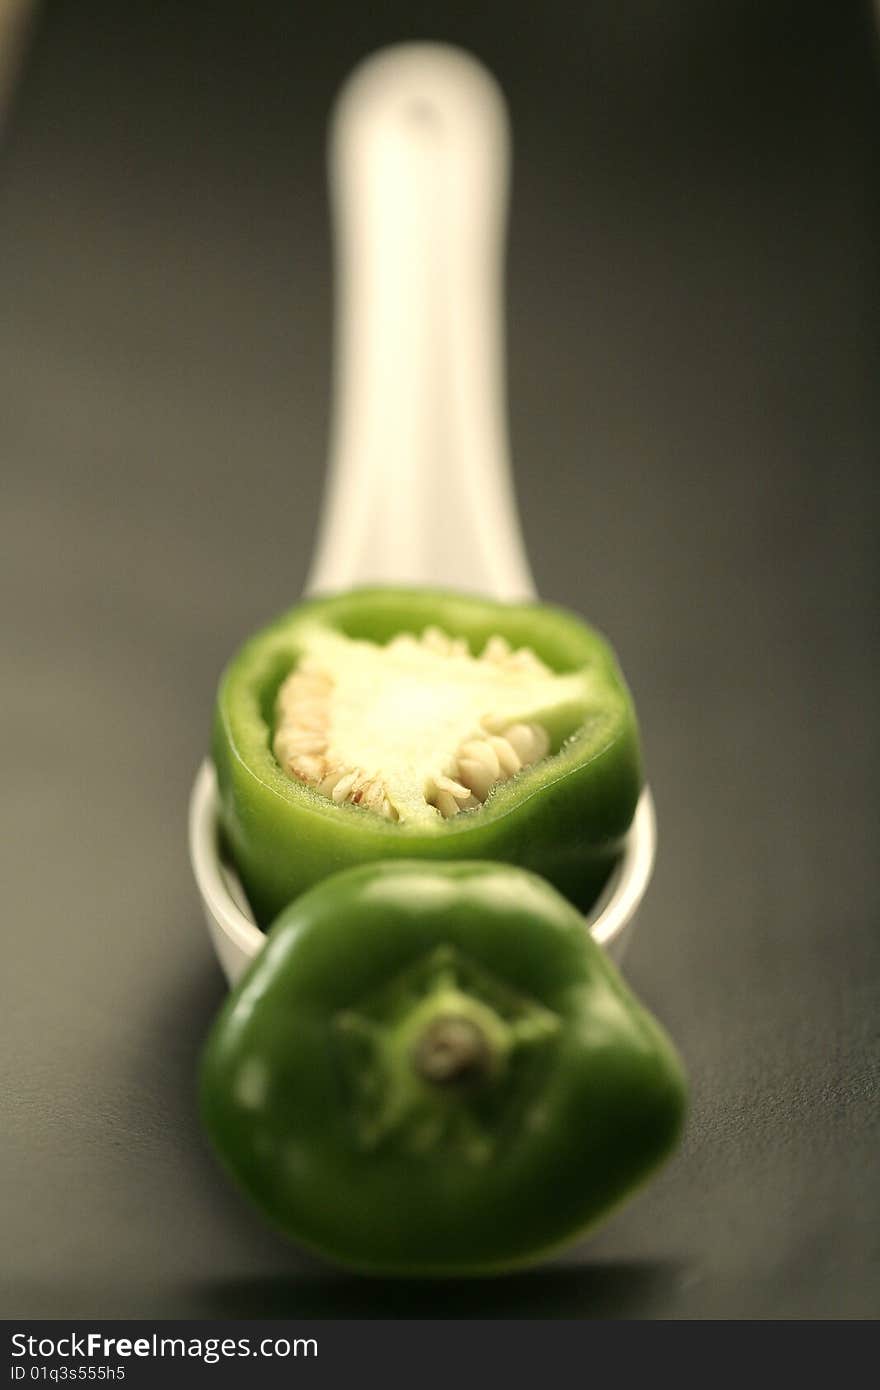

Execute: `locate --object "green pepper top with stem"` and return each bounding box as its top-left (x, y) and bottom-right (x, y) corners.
top-left (199, 860), bottom-right (685, 1275)
top-left (213, 586), bottom-right (642, 925)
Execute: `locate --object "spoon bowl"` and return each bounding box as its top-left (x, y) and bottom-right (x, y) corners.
top-left (190, 760), bottom-right (656, 982)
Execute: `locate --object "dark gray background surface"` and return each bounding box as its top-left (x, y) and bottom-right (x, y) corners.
top-left (1, 0), bottom-right (878, 1319)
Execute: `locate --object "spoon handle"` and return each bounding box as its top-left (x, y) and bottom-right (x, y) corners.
top-left (306, 43), bottom-right (535, 601)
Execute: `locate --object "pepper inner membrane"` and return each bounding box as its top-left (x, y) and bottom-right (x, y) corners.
top-left (272, 626), bottom-right (585, 824)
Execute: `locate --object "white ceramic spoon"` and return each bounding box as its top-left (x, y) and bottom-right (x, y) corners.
top-left (189, 43), bottom-right (656, 984)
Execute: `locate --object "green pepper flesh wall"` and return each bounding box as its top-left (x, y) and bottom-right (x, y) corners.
top-left (199, 861), bottom-right (687, 1275)
top-left (213, 587), bottom-right (642, 924)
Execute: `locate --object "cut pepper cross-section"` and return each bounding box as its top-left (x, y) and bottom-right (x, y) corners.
top-left (273, 626), bottom-right (563, 823)
top-left (212, 587), bottom-right (642, 921)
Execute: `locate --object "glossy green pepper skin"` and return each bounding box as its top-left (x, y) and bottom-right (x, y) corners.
top-left (213, 587), bottom-right (642, 925)
top-left (200, 861), bottom-right (686, 1276)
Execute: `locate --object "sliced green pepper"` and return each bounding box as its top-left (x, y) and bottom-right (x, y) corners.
top-left (213, 587), bottom-right (642, 925)
top-left (200, 860), bottom-right (686, 1275)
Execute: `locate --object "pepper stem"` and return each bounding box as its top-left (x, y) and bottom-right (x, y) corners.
top-left (410, 1014), bottom-right (494, 1086)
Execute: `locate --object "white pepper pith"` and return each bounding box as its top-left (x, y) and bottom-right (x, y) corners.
top-left (273, 626), bottom-right (570, 824)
